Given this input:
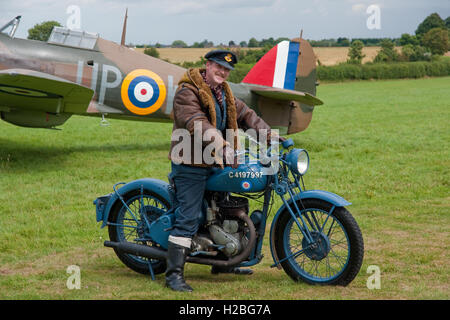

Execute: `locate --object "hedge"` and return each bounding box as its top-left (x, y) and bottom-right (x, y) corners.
top-left (227, 58), bottom-right (450, 84)
top-left (317, 59), bottom-right (450, 81)
top-left (228, 63), bottom-right (254, 83)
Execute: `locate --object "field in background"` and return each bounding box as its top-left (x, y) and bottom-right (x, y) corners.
top-left (0, 77), bottom-right (449, 299)
top-left (135, 47), bottom-right (258, 64)
top-left (135, 46), bottom-right (384, 66)
top-left (313, 46), bottom-right (384, 65)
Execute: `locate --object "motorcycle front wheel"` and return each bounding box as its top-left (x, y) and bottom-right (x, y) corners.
top-left (274, 198), bottom-right (364, 286)
top-left (108, 190), bottom-right (169, 276)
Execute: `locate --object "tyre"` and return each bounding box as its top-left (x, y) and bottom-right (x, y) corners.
top-left (274, 198), bottom-right (364, 286)
top-left (108, 190), bottom-right (170, 275)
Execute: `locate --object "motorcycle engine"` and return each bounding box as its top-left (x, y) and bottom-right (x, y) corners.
top-left (192, 194), bottom-right (250, 257)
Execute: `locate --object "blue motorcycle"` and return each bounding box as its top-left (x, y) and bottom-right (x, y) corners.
top-left (94, 138), bottom-right (364, 286)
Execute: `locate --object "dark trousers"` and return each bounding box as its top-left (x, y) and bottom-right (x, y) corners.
top-left (169, 162), bottom-right (212, 239)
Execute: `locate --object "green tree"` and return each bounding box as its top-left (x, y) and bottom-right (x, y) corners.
top-left (374, 39), bottom-right (398, 63)
top-left (347, 40), bottom-right (365, 64)
top-left (248, 37), bottom-right (259, 48)
top-left (422, 28), bottom-right (449, 55)
top-left (238, 47), bottom-right (270, 64)
top-left (337, 37), bottom-right (350, 47)
top-left (275, 37), bottom-right (290, 44)
top-left (200, 39), bottom-right (214, 48)
top-left (399, 33), bottom-right (419, 46)
top-left (415, 13), bottom-right (445, 37)
top-left (171, 40), bottom-right (187, 48)
top-left (143, 46), bottom-right (160, 58)
top-left (260, 37), bottom-right (276, 47)
top-left (400, 44), bottom-right (415, 61)
top-left (445, 16), bottom-right (450, 29)
top-left (27, 20), bottom-right (62, 41)
top-left (399, 44), bottom-right (429, 61)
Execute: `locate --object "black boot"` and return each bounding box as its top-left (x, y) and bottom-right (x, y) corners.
top-left (211, 265), bottom-right (253, 275)
top-left (165, 242), bottom-right (193, 292)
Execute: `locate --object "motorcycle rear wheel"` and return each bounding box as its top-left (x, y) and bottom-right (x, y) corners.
top-left (108, 190), bottom-right (169, 276)
top-left (274, 198), bottom-right (364, 286)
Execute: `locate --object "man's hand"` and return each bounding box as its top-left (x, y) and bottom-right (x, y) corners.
top-left (223, 146), bottom-right (238, 169)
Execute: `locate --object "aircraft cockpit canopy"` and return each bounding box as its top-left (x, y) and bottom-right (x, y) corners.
top-left (0, 16), bottom-right (21, 38)
top-left (48, 27), bottom-right (98, 50)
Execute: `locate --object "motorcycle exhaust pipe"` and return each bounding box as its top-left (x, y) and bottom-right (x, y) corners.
top-left (104, 209), bottom-right (257, 268)
top-left (104, 240), bottom-right (167, 260)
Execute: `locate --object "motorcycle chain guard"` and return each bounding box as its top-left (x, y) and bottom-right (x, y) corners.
top-left (148, 214), bottom-right (175, 249)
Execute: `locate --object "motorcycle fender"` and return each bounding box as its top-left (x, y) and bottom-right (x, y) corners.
top-left (269, 190), bottom-right (351, 268)
top-left (94, 178), bottom-right (173, 229)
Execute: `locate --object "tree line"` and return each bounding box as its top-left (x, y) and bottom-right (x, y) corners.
top-left (26, 12), bottom-right (449, 64)
top-left (347, 12), bottom-right (449, 64)
top-left (136, 37), bottom-right (291, 49)
top-left (138, 13), bottom-right (449, 50)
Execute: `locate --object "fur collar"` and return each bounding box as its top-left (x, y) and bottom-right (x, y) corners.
top-left (178, 68), bottom-right (238, 132)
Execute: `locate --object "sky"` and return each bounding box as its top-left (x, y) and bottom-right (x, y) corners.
top-left (1, 0), bottom-right (449, 45)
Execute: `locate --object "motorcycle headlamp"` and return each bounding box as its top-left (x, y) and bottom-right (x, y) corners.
top-left (286, 148), bottom-right (309, 176)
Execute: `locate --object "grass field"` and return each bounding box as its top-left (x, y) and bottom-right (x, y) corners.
top-left (0, 77), bottom-right (449, 300)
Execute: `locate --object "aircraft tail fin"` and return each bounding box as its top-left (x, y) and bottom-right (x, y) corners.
top-left (240, 37), bottom-right (320, 135)
top-left (242, 40), bottom-right (300, 90)
top-left (242, 38), bottom-right (318, 96)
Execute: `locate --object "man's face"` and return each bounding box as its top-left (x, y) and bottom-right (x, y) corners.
top-left (205, 61), bottom-right (230, 87)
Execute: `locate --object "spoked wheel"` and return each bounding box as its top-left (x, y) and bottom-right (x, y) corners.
top-left (274, 199), bottom-right (364, 286)
top-left (108, 190), bottom-right (169, 275)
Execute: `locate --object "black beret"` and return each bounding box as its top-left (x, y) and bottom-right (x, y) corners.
top-left (205, 50), bottom-right (237, 70)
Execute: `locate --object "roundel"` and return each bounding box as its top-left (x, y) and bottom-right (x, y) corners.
top-left (121, 69), bottom-right (167, 115)
top-left (241, 181), bottom-right (251, 190)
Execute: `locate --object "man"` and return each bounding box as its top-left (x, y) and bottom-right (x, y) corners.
top-left (166, 50), bottom-right (276, 292)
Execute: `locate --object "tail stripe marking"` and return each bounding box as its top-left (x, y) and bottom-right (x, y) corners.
top-left (283, 41), bottom-right (300, 90)
top-left (243, 45), bottom-right (277, 87)
top-left (272, 41), bottom-right (289, 89)
top-left (242, 41), bottom-right (300, 90)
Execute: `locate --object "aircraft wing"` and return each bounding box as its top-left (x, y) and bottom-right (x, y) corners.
top-left (0, 68), bottom-right (94, 114)
top-left (249, 85), bottom-right (323, 106)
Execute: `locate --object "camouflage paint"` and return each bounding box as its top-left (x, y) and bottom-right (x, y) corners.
top-left (0, 30), bottom-right (321, 133)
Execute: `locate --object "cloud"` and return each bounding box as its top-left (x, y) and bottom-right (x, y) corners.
top-left (162, 1), bottom-right (204, 15)
top-left (157, 0), bottom-right (277, 15)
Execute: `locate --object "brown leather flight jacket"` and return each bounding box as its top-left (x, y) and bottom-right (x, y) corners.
top-left (168, 68), bottom-right (272, 168)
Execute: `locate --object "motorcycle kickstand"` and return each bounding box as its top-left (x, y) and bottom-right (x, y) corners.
top-left (147, 259), bottom-right (156, 281)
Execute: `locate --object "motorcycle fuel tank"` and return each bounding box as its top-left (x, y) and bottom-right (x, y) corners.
top-left (206, 162), bottom-right (269, 193)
